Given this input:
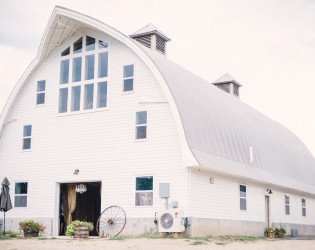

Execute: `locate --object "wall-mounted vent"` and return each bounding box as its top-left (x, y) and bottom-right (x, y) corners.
top-left (212, 73), bottom-right (242, 98)
top-left (130, 23), bottom-right (171, 56)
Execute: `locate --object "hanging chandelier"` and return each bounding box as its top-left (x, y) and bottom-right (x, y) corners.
top-left (75, 183), bottom-right (87, 194)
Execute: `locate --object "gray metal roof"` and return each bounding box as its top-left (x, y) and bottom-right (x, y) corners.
top-left (139, 46), bottom-right (315, 193)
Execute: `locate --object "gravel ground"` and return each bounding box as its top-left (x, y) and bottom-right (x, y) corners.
top-left (0, 237), bottom-right (315, 250)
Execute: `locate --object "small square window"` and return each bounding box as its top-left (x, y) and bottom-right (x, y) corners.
top-left (136, 111), bottom-right (147, 139)
top-left (15, 182), bottom-right (28, 207)
top-left (135, 176), bottom-right (153, 206)
top-left (124, 79), bottom-right (133, 92)
top-left (124, 65), bottom-right (134, 78)
top-left (123, 65), bottom-right (134, 92)
top-left (36, 80), bottom-right (46, 105)
top-left (302, 198), bottom-right (306, 216)
top-left (23, 125), bottom-right (32, 137)
top-left (136, 126), bottom-right (147, 139)
top-left (23, 138), bottom-right (31, 150)
top-left (36, 93), bottom-right (45, 105)
top-left (285, 194), bottom-right (290, 215)
top-left (240, 185), bottom-right (246, 211)
top-left (136, 111), bottom-right (147, 125)
top-left (37, 81), bottom-right (46, 92)
top-left (22, 125), bottom-right (32, 150)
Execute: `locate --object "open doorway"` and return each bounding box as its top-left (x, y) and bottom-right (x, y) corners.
top-left (59, 182), bottom-right (101, 236)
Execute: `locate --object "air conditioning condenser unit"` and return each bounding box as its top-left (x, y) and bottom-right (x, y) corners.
top-left (158, 210), bottom-right (185, 233)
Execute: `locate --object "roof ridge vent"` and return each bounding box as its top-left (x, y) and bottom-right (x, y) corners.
top-left (130, 23), bottom-right (171, 56)
top-left (212, 73), bottom-right (242, 98)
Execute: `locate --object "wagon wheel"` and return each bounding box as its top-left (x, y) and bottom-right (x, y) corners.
top-left (96, 205), bottom-right (126, 237)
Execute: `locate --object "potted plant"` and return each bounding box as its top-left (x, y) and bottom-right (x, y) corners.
top-left (264, 227), bottom-right (276, 238)
top-left (19, 219), bottom-right (46, 237)
top-left (277, 224), bottom-right (286, 238)
top-left (66, 220), bottom-right (94, 239)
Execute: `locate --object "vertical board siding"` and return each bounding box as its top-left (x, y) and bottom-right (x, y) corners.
top-left (0, 28), bottom-right (187, 220)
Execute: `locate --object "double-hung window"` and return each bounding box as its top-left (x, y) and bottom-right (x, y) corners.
top-left (136, 111), bottom-right (147, 139)
top-left (36, 80), bottom-right (46, 105)
top-left (302, 198), bottom-right (306, 216)
top-left (15, 182), bottom-right (28, 207)
top-left (285, 194), bottom-right (290, 215)
top-left (240, 185), bottom-right (247, 210)
top-left (23, 125), bottom-right (32, 150)
top-left (123, 65), bottom-right (134, 92)
top-left (135, 176), bottom-right (153, 206)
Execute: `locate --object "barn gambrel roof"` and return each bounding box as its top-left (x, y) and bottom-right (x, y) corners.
top-left (1, 6), bottom-right (315, 195)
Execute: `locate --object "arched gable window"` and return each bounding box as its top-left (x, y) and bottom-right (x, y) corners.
top-left (59, 36), bottom-right (108, 113)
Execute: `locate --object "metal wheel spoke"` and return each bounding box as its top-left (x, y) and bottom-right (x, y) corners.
top-left (97, 205), bottom-right (126, 237)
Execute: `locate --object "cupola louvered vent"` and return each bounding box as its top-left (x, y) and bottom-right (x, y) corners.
top-left (134, 35), bottom-right (151, 49)
top-left (156, 36), bottom-right (166, 54)
top-left (130, 23), bottom-right (171, 56)
top-left (212, 73), bottom-right (242, 98)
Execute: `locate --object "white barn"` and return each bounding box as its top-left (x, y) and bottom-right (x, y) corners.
top-left (1, 6), bottom-right (315, 237)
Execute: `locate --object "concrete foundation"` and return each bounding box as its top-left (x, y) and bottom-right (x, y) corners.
top-left (272, 222), bottom-right (315, 237)
top-left (4, 216), bottom-right (315, 237)
top-left (189, 217), bottom-right (266, 237)
top-left (120, 217), bottom-right (158, 236)
top-left (3, 217), bottom-right (53, 236)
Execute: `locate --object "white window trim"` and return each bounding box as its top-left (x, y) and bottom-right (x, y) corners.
top-left (239, 184), bottom-right (247, 211)
top-left (302, 197), bottom-right (306, 217)
top-left (135, 175), bottom-right (154, 207)
top-left (122, 64), bottom-right (135, 93)
top-left (59, 34), bottom-right (110, 115)
top-left (22, 125), bottom-right (32, 150)
top-left (36, 80), bottom-right (46, 105)
top-left (135, 110), bottom-right (148, 140)
top-left (14, 181), bottom-right (28, 208)
top-left (285, 194), bottom-right (290, 215)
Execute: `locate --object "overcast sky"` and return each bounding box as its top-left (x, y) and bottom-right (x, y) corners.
top-left (1, 0), bottom-right (315, 156)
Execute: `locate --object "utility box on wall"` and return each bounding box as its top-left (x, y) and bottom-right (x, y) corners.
top-left (159, 183), bottom-right (170, 198)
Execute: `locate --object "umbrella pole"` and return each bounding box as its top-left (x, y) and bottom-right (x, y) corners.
top-left (3, 211), bottom-right (5, 236)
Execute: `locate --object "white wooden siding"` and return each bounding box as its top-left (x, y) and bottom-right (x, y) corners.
top-left (189, 169), bottom-right (315, 225)
top-left (0, 28), bottom-right (187, 220)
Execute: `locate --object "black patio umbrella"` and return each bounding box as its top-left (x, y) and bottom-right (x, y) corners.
top-left (0, 177), bottom-right (13, 236)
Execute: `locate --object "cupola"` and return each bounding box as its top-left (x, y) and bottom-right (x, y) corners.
top-left (130, 23), bottom-right (171, 55)
top-left (212, 73), bottom-right (242, 98)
